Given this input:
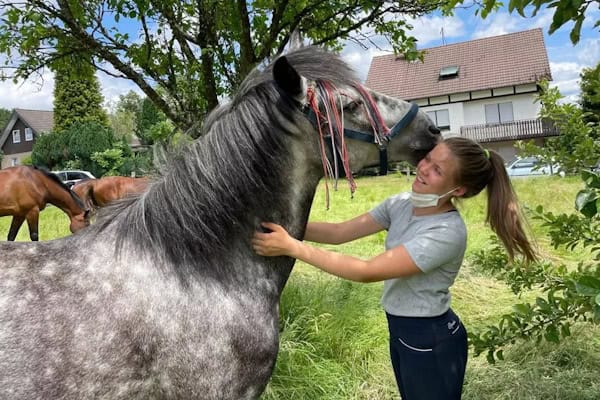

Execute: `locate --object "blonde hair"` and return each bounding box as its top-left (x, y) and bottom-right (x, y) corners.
top-left (444, 137), bottom-right (537, 263)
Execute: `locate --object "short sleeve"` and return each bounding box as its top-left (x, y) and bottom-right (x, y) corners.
top-left (369, 197), bottom-right (392, 229)
top-left (403, 225), bottom-right (466, 273)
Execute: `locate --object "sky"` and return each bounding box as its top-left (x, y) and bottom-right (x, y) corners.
top-left (0, 4), bottom-right (598, 112)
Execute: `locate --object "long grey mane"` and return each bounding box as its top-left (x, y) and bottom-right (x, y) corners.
top-left (93, 47), bottom-right (358, 282)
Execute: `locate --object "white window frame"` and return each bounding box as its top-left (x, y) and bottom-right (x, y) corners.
top-left (426, 109), bottom-right (450, 129)
top-left (485, 102), bottom-right (514, 124)
top-left (12, 129), bottom-right (21, 143)
top-left (25, 127), bottom-right (33, 141)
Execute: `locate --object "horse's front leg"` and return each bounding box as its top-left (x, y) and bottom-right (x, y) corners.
top-left (25, 209), bottom-right (40, 241)
top-left (7, 215), bottom-right (25, 241)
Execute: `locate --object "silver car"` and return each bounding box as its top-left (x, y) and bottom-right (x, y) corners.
top-left (505, 157), bottom-right (561, 177)
top-left (52, 170), bottom-right (96, 188)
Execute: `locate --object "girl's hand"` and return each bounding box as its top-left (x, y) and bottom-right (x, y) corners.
top-left (252, 222), bottom-right (299, 257)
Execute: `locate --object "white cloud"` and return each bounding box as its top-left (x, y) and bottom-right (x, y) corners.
top-left (576, 38), bottom-right (600, 66)
top-left (341, 45), bottom-right (390, 82)
top-left (341, 14), bottom-right (466, 82)
top-left (408, 15), bottom-right (466, 46)
top-left (0, 71), bottom-right (55, 111)
top-left (96, 63), bottom-right (143, 112)
top-left (550, 61), bottom-right (583, 99)
top-left (0, 64), bottom-right (143, 113)
top-left (470, 13), bottom-right (520, 39)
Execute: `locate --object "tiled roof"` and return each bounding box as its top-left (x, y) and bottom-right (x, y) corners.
top-left (15, 108), bottom-right (54, 134)
top-left (365, 28), bottom-right (552, 101)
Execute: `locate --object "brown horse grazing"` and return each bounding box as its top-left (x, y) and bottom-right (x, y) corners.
top-left (72, 176), bottom-right (149, 210)
top-left (0, 165), bottom-right (90, 241)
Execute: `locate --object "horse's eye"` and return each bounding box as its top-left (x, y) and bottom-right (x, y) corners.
top-left (345, 99), bottom-right (362, 112)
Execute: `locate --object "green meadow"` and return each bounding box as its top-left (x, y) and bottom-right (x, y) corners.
top-left (2, 174), bottom-right (598, 399)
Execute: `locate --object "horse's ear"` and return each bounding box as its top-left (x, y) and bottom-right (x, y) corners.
top-left (287, 29), bottom-right (304, 52)
top-left (273, 56), bottom-right (304, 99)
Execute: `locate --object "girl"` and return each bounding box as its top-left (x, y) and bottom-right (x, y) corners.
top-left (252, 137), bottom-right (537, 400)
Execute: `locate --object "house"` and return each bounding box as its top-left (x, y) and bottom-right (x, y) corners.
top-left (365, 28), bottom-right (556, 161)
top-left (0, 109), bottom-right (54, 169)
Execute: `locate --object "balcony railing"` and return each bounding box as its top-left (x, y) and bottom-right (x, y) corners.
top-left (460, 118), bottom-right (559, 143)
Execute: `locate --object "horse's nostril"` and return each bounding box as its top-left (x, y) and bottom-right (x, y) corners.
top-left (429, 125), bottom-right (441, 135)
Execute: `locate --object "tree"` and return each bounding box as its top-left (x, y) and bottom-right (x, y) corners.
top-left (31, 130), bottom-right (70, 169)
top-left (136, 97), bottom-right (167, 145)
top-left (516, 81), bottom-right (600, 173)
top-left (108, 90), bottom-right (142, 141)
top-left (31, 121), bottom-right (116, 175)
top-left (0, 0), bottom-right (443, 136)
top-left (65, 121), bottom-right (116, 176)
top-left (579, 63), bottom-right (600, 126)
top-left (445, 0), bottom-right (599, 44)
top-left (0, 107), bottom-right (11, 130)
top-left (52, 51), bottom-right (109, 132)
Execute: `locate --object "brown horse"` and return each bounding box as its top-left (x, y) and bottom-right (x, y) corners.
top-left (72, 176), bottom-right (149, 210)
top-left (0, 165), bottom-right (90, 241)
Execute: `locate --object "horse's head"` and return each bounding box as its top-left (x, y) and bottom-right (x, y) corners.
top-left (68, 185), bottom-right (92, 232)
top-left (69, 209), bottom-right (91, 233)
top-left (271, 48), bottom-right (440, 181)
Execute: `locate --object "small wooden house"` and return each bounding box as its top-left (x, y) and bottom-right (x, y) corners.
top-left (0, 109), bottom-right (54, 169)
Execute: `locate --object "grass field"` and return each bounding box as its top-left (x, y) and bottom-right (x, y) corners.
top-left (1, 174), bottom-right (598, 399)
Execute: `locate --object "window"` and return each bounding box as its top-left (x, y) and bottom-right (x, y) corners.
top-left (439, 65), bottom-right (459, 79)
top-left (12, 130), bottom-right (20, 143)
top-left (25, 127), bottom-right (33, 141)
top-left (426, 109), bottom-right (450, 129)
top-left (485, 102), bottom-right (514, 124)
top-left (68, 171), bottom-right (89, 180)
top-left (11, 158), bottom-right (18, 166)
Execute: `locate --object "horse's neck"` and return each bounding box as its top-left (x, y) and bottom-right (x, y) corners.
top-left (44, 182), bottom-right (81, 217)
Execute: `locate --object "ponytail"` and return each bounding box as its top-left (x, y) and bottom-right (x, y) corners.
top-left (485, 151), bottom-right (537, 262)
top-left (443, 137), bottom-right (538, 263)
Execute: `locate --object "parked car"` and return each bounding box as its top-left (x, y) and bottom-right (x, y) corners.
top-left (52, 170), bottom-right (96, 188)
top-left (505, 157), bottom-right (562, 177)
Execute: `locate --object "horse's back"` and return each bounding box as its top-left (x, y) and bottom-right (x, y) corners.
top-left (87, 176), bottom-right (148, 207)
top-left (0, 235), bottom-right (278, 399)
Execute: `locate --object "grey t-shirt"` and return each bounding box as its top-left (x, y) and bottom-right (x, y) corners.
top-left (369, 192), bottom-right (467, 317)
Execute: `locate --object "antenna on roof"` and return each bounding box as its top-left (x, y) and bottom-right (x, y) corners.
top-left (441, 27), bottom-right (446, 45)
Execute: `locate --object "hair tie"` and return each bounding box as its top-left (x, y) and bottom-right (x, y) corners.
top-left (483, 148), bottom-right (490, 159)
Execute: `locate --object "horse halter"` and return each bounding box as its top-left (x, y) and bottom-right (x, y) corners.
top-left (303, 81), bottom-right (420, 177)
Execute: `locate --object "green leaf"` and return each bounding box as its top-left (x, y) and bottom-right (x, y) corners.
top-left (544, 325), bottom-right (560, 343)
top-left (575, 189), bottom-right (598, 217)
top-left (513, 303), bottom-right (530, 315)
top-left (595, 293), bottom-right (600, 306)
top-left (581, 170), bottom-right (600, 189)
top-left (575, 276), bottom-right (600, 296)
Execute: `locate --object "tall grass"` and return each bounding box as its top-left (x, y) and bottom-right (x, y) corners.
top-left (2, 174), bottom-right (598, 399)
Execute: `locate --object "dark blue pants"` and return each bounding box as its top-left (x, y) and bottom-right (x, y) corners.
top-left (386, 309), bottom-right (468, 400)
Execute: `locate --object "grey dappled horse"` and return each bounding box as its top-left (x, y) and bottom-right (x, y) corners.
top-left (0, 47), bottom-right (440, 399)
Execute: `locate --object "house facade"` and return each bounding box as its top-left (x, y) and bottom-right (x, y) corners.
top-left (0, 109), bottom-right (54, 169)
top-left (365, 28), bottom-right (555, 162)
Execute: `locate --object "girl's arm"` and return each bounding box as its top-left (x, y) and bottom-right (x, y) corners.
top-left (304, 213), bottom-right (385, 244)
top-left (252, 222), bottom-right (421, 282)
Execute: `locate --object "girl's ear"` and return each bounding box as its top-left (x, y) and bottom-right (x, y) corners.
top-left (453, 186), bottom-right (467, 198)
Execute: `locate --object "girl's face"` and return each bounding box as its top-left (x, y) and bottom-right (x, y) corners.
top-left (412, 143), bottom-right (460, 196)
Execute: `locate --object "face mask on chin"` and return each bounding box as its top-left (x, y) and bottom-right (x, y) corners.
top-left (410, 187), bottom-right (459, 208)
